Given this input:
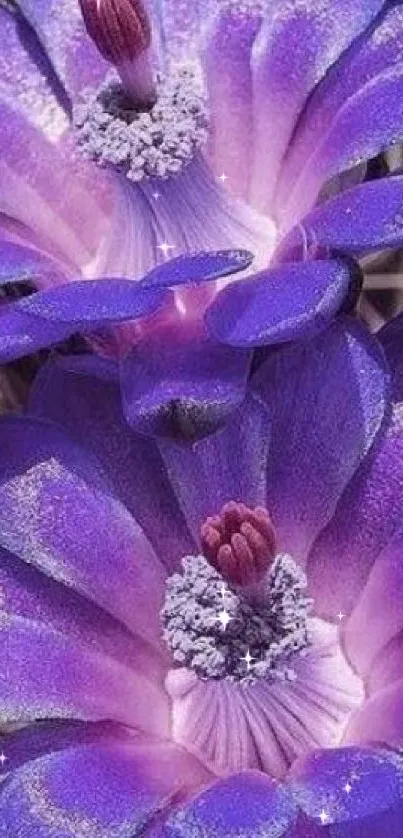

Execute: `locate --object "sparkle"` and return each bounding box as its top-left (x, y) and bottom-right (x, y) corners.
top-left (218, 173), bottom-right (228, 183)
top-left (157, 242), bottom-right (176, 258)
top-left (0, 752), bottom-right (7, 768)
top-left (217, 608), bottom-right (232, 631)
top-left (344, 782), bottom-right (352, 794)
top-left (240, 649), bottom-right (255, 671)
top-left (219, 583), bottom-right (229, 600)
top-left (152, 191), bottom-right (161, 200)
top-left (337, 611), bottom-right (345, 621)
top-left (319, 810), bottom-right (329, 825)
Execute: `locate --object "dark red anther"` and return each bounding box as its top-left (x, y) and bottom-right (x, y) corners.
top-left (79, 0), bottom-right (151, 65)
top-left (200, 501), bottom-right (276, 587)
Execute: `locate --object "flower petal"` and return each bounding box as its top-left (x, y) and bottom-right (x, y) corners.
top-left (345, 681), bottom-right (403, 750)
top-left (29, 356), bottom-right (196, 570)
top-left (0, 241), bottom-right (68, 286)
top-left (251, 317), bottom-right (389, 561)
top-left (0, 737), bottom-right (212, 837)
top-left (121, 328), bottom-right (252, 440)
top-left (162, 771), bottom-right (297, 838)
top-left (0, 416), bottom-right (166, 647)
top-left (138, 250), bottom-right (254, 290)
top-left (289, 745), bottom-right (403, 836)
top-left (307, 406), bottom-right (403, 620)
top-left (250, 0), bottom-right (385, 214)
top-left (277, 3), bottom-right (403, 227)
top-left (0, 281), bottom-right (171, 362)
top-left (205, 258), bottom-right (358, 348)
top-left (276, 177), bottom-right (403, 262)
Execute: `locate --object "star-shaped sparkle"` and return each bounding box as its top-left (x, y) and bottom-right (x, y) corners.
top-left (157, 242), bottom-right (175, 258)
top-left (337, 611), bottom-right (345, 621)
top-left (240, 649), bottom-right (255, 671)
top-left (152, 191), bottom-right (161, 200)
top-left (344, 782), bottom-right (352, 794)
top-left (0, 752), bottom-right (7, 768)
top-left (217, 609), bottom-right (232, 631)
top-left (319, 810), bottom-right (329, 825)
top-left (218, 173), bottom-right (228, 183)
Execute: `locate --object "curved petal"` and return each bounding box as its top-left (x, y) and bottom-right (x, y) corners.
top-left (121, 328), bottom-right (252, 440)
top-left (0, 241), bottom-right (68, 287)
top-left (276, 177), bottom-right (403, 262)
top-left (0, 737), bottom-right (212, 837)
top-left (0, 282), bottom-right (171, 362)
top-left (289, 745), bottom-right (403, 837)
top-left (281, 64), bottom-right (403, 229)
top-left (250, 0), bottom-right (385, 214)
top-left (251, 317), bottom-right (389, 561)
top-left (343, 528), bottom-right (403, 678)
top-left (0, 416), bottom-right (166, 647)
top-left (17, 0), bottom-right (109, 99)
top-left (162, 771), bottom-right (297, 838)
top-left (205, 258), bottom-right (358, 348)
top-left (138, 250), bottom-right (254, 290)
top-left (379, 311), bottom-right (403, 401)
top-left (29, 356), bottom-right (196, 571)
top-left (307, 406), bottom-right (403, 620)
top-left (277, 3), bottom-right (403, 225)
top-left (345, 681), bottom-right (403, 751)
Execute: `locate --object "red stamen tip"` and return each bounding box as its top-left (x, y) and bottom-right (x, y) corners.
top-left (79, 0), bottom-right (151, 65)
top-left (201, 502), bottom-right (276, 587)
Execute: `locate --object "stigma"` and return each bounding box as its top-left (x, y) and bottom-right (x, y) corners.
top-left (161, 550), bottom-right (313, 685)
top-left (201, 501), bottom-right (276, 586)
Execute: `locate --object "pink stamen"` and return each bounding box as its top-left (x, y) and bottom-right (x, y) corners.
top-left (200, 501), bottom-right (276, 586)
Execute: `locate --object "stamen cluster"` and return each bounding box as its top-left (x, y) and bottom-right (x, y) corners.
top-left (74, 65), bottom-right (208, 181)
top-left (161, 553), bottom-right (313, 685)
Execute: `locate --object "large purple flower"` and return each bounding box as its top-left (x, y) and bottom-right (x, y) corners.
top-left (2, 0), bottom-right (403, 361)
top-left (2, 316), bottom-right (403, 834)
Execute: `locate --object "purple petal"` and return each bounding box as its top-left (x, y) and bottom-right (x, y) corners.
top-left (205, 258), bottom-right (358, 348)
top-left (379, 311), bottom-right (403, 400)
top-left (0, 282), bottom-right (171, 362)
top-left (280, 65), bottom-right (403, 230)
top-left (0, 99), bottom-right (109, 271)
top-left (344, 529), bottom-right (403, 678)
top-left (162, 772), bottom-right (297, 837)
top-left (0, 738), bottom-right (212, 836)
top-left (289, 746), bottom-right (403, 836)
top-left (29, 356), bottom-right (196, 570)
top-left (251, 317), bottom-right (388, 561)
top-left (121, 329), bottom-right (252, 440)
top-left (0, 416), bottom-right (166, 647)
top-left (18, 0), bottom-right (108, 98)
top-left (307, 408), bottom-right (403, 620)
top-left (277, 3), bottom-right (403, 226)
top-left (0, 241), bottom-right (68, 287)
top-left (276, 177), bottom-right (403, 262)
top-left (139, 250), bottom-right (254, 290)
top-left (250, 0), bottom-right (385, 214)
top-left (345, 683), bottom-right (403, 750)
top-left (202, 9), bottom-right (262, 198)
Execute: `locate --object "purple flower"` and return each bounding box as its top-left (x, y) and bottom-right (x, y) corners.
top-left (2, 0), bottom-right (403, 360)
top-left (1, 315), bottom-right (403, 835)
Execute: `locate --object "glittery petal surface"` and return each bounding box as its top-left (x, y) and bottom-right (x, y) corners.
top-left (0, 416), bottom-right (166, 648)
top-left (161, 771), bottom-right (298, 838)
top-left (277, 3), bottom-right (403, 226)
top-left (29, 357), bottom-right (195, 571)
top-left (251, 317), bottom-right (389, 561)
top-left (121, 329), bottom-right (252, 440)
top-left (0, 738), bottom-right (212, 837)
top-left (307, 407), bottom-right (403, 620)
top-left (250, 0), bottom-right (385, 214)
top-left (205, 258), bottom-right (356, 348)
top-left (138, 250), bottom-right (254, 290)
top-left (289, 746), bottom-right (403, 837)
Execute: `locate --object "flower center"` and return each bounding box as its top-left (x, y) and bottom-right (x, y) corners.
top-left (201, 501), bottom-right (276, 586)
top-left (161, 547), bottom-right (313, 685)
top-left (74, 64), bottom-right (208, 182)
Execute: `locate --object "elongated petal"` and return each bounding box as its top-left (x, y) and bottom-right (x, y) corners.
top-left (121, 329), bottom-right (252, 440)
top-left (251, 318), bottom-right (388, 561)
top-left (345, 681), bottom-right (403, 750)
top-left (29, 356), bottom-right (196, 570)
top-left (0, 416), bottom-right (166, 647)
top-left (0, 738), bottom-right (212, 837)
top-left (276, 177), bottom-right (403, 262)
top-left (0, 241), bottom-right (68, 286)
top-left (162, 772), bottom-right (297, 838)
top-left (307, 407), bottom-right (403, 620)
top-left (205, 258), bottom-right (358, 348)
top-left (250, 0), bottom-right (385, 214)
top-left (0, 281), bottom-right (171, 362)
top-left (138, 249), bottom-right (254, 290)
top-left (277, 3), bottom-right (403, 225)
top-left (289, 746), bottom-right (403, 837)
